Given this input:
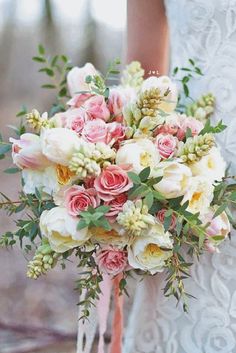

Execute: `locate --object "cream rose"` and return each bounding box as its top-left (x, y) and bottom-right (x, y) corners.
top-left (190, 147), bottom-right (226, 182)
top-left (141, 76), bottom-right (178, 113)
top-left (182, 176), bottom-right (214, 215)
top-left (41, 128), bottom-right (81, 166)
top-left (153, 161), bottom-right (192, 198)
top-left (128, 222), bottom-right (173, 274)
top-left (116, 138), bottom-right (160, 175)
top-left (40, 207), bottom-right (89, 253)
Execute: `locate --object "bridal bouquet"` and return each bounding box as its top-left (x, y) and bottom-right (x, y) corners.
top-left (1, 46), bottom-right (236, 319)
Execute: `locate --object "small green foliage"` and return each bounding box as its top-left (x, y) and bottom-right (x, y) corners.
top-left (200, 119), bottom-right (227, 135)
top-left (77, 205), bottom-right (111, 231)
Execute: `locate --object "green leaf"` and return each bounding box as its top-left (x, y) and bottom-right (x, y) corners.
top-left (189, 58), bottom-right (195, 66)
top-left (39, 68), bottom-right (54, 76)
top-left (164, 210), bottom-right (173, 231)
top-left (129, 184), bottom-right (149, 199)
top-left (127, 172), bottom-right (141, 184)
top-left (0, 144), bottom-right (11, 155)
top-left (119, 278), bottom-right (127, 290)
top-left (85, 75), bottom-right (92, 84)
top-left (144, 192), bottom-right (154, 210)
top-left (185, 127), bottom-right (193, 139)
top-left (139, 167), bottom-right (151, 182)
top-left (51, 55), bottom-right (59, 67)
top-left (32, 56), bottom-right (46, 63)
top-left (77, 219), bottom-right (88, 230)
top-left (38, 44), bottom-right (45, 55)
top-left (200, 119), bottom-right (227, 135)
top-left (61, 55), bottom-right (68, 63)
top-left (213, 203), bottom-right (227, 218)
top-left (153, 190), bottom-right (165, 201)
top-left (211, 235), bottom-right (225, 242)
top-left (59, 87), bottom-right (67, 97)
top-left (229, 191), bottom-right (236, 201)
top-left (183, 83), bottom-right (189, 97)
top-left (173, 67), bottom-right (178, 75)
top-left (95, 205), bottom-right (110, 213)
top-left (41, 84), bottom-right (56, 89)
top-left (4, 167), bottom-right (20, 174)
top-left (146, 176), bottom-right (162, 187)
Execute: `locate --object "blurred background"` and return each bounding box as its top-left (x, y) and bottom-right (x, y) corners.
top-left (0, 1), bottom-right (127, 352)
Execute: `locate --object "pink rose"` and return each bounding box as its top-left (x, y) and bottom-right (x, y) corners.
top-left (65, 108), bottom-right (88, 134)
top-left (64, 185), bottom-right (100, 216)
top-left (67, 93), bottom-right (93, 108)
top-left (201, 209), bottom-right (230, 253)
top-left (82, 119), bottom-right (108, 143)
top-left (154, 134), bottom-right (178, 159)
top-left (157, 208), bottom-right (177, 230)
top-left (95, 246), bottom-right (128, 275)
top-left (10, 133), bottom-right (50, 170)
top-left (108, 89), bottom-right (124, 122)
top-left (154, 114), bottom-right (181, 137)
top-left (104, 193), bottom-right (128, 222)
top-left (84, 95), bottom-right (110, 121)
top-left (107, 122), bottom-right (126, 145)
top-left (177, 115), bottom-right (204, 140)
top-left (94, 165), bottom-right (133, 201)
top-left (67, 63), bottom-right (97, 96)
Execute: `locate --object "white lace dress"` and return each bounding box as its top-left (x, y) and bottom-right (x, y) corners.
top-left (123, 1), bottom-right (236, 352)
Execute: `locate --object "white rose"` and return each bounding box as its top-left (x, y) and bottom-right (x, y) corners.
top-left (22, 166), bottom-right (59, 196)
top-left (182, 176), bottom-right (214, 215)
top-left (128, 222), bottom-right (173, 274)
top-left (40, 207), bottom-right (89, 253)
top-left (141, 76), bottom-right (178, 113)
top-left (41, 128), bottom-right (80, 166)
top-left (190, 147), bottom-right (226, 182)
top-left (153, 161), bottom-right (192, 198)
top-left (67, 63), bottom-right (97, 96)
top-left (116, 138), bottom-right (160, 174)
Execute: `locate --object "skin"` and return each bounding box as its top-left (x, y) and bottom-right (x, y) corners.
top-left (126, 0), bottom-right (169, 76)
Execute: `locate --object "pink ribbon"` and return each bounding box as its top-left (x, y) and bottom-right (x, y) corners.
top-left (97, 274), bottom-right (124, 353)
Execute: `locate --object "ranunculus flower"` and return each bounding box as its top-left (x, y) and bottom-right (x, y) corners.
top-left (94, 165), bottom-right (133, 201)
top-left (95, 246), bottom-right (128, 275)
top-left (64, 185), bottom-right (100, 216)
top-left (65, 108), bottom-right (88, 134)
top-left (107, 122), bottom-right (126, 145)
top-left (22, 166), bottom-right (59, 196)
top-left (190, 147), bottom-right (226, 182)
top-left (67, 63), bottom-right (97, 96)
top-left (10, 133), bottom-right (50, 170)
top-left (84, 95), bottom-right (110, 121)
top-left (154, 133), bottom-right (178, 159)
top-left (40, 207), bottom-right (90, 253)
top-left (153, 161), bottom-right (192, 199)
top-left (116, 138), bottom-right (160, 175)
top-left (154, 113), bottom-right (181, 137)
top-left (41, 128), bottom-right (81, 166)
top-left (157, 208), bottom-right (177, 230)
top-left (128, 223), bottom-right (173, 274)
top-left (67, 93), bottom-right (93, 108)
top-left (107, 88), bottom-right (124, 122)
top-left (177, 114), bottom-right (204, 140)
top-left (104, 193), bottom-right (128, 222)
top-left (82, 119), bottom-right (108, 143)
top-left (142, 76), bottom-right (178, 113)
top-left (181, 176), bottom-right (214, 215)
top-left (201, 208), bottom-right (230, 253)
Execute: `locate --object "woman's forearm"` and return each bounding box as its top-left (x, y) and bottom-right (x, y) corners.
top-left (126, 0), bottom-right (169, 76)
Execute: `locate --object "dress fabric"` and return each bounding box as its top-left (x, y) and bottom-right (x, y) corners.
top-left (123, 1), bottom-right (236, 352)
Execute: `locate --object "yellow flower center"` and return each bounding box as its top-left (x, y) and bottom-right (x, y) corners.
top-left (56, 164), bottom-right (74, 185)
top-left (207, 157), bottom-right (215, 169)
top-left (144, 243), bottom-right (163, 257)
top-left (190, 191), bottom-right (202, 205)
top-left (140, 152), bottom-right (152, 167)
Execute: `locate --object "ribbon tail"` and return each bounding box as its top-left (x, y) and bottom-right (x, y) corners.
top-left (97, 274), bottom-right (112, 353)
top-left (109, 274), bottom-right (124, 353)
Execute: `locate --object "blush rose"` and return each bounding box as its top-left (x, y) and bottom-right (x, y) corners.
top-left (64, 185), bottom-right (100, 216)
top-left (84, 95), bottom-right (110, 121)
top-left (154, 133), bottom-right (178, 159)
top-left (94, 165), bottom-right (133, 201)
top-left (104, 193), bottom-right (128, 222)
top-left (95, 246), bottom-right (128, 275)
